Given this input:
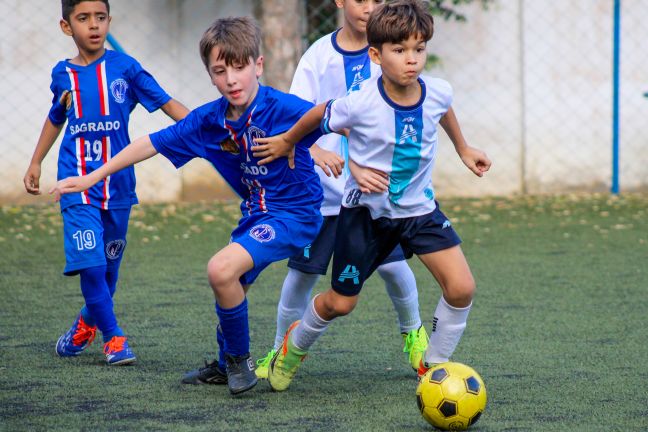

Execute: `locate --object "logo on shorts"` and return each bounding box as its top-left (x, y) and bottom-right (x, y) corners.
top-left (442, 220), bottom-right (452, 229)
top-left (110, 79), bottom-right (128, 103)
top-left (338, 264), bottom-right (360, 285)
top-left (105, 239), bottom-right (126, 260)
top-left (303, 244), bottom-right (312, 259)
top-left (249, 224), bottom-right (276, 243)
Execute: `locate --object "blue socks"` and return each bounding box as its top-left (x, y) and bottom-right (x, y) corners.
top-left (79, 265), bottom-right (123, 342)
top-left (215, 298), bottom-right (250, 361)
top-left (216, 325), bottom-right (227, 371)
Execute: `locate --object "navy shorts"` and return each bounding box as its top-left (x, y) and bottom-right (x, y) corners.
top-left (288, 215), bottom-right (406, 275)
top-left (232, 212), bottom-right (323, 285)
top-left (331, 203), bottom-right (461, 296)
top-left (62, 204), bottom-right (130, 275)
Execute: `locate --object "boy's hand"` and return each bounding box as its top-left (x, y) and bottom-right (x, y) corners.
top-left (252, 134), bottom-right (296, 168)
top-left (48, 176), bottom-right (94, 202)
top-left (310, 144), bottom-right (344, 178)
top-left (349, 160), bottom-right (389, 194)
top-left (23, 164), bottom-right (42, 195)
top-left (459, 146), bottom-right (492, 177)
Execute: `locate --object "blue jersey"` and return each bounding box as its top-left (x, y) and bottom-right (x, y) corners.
top-left (49, 49), bottom-right (171, 211)
top-left (149, 85), bottom-right (323, 219)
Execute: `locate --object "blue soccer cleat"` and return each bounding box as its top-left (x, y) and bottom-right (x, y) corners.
top-left (56, 314), bottom-right (97, 357)
top-left (103, 336), bottom-right (137, 366)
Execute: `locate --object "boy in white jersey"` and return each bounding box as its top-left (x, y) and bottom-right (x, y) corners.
top-left (253, 0), bottom-right (491, 391)
top-left (254, 0), bottom-right (428, 379)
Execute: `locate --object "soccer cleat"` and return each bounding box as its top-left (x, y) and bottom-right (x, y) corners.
top-left (402, 325), bottom-right (429, 371)
top-left (103, 336), bottom-right (136, 366)
top-left (254, 349), bottom-right (277, 379)
top-left (181, 359), bottom-right (228, 385)
top-left (224, 353), bottom-right (257, 395)
top-left (268, 321), bottom-right (307, 392)
top-left (55, 314), bottom-right (97, 357)
top-left (417, 359), bottom-right (440, 381)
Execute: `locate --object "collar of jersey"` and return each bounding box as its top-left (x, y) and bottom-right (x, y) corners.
top-left (331, 28), bottom-right (370, 57)
top-left (377, 76), bottom-right (426, 111)
top-left (223, 84), bottom-right (266, 128)
top-left (64, 49), bottom-right (110, 69)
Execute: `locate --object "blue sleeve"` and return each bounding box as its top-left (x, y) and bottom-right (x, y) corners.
top-left (275, 93), bottom-right (323, 148)
top-left (47, 77), bottom-right (67, 125)
top-left (149, 109), bottom-right (207, 168)
top-left (127, 60), bottom-right (172, 113)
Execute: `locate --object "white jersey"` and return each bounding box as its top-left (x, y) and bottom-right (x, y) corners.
top-left (322, 75), bottom-right (453, 220)
top-left (290, 30), bottom-right (380, 216)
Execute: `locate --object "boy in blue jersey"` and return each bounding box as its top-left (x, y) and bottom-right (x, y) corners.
top-left (255, 0), bottom-right (428, 379)
top-left (24, 0), bottom-right (189, 366)
top-left (253, 0), bottom-right (492, 392)
top-left (50, 16), bottom-right (324, 395)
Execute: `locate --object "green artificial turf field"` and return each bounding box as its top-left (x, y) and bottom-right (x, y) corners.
top-left (1, 194), bottom-right (647, 431)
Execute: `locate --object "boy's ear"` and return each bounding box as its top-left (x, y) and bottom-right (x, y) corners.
top-left (368, 46), bottom-right (382, 65)
top-left (255, 56), bottom-right (264, 79)
top-left (60, 19), bottom-right (73, 36)
top-left (335, 0), bottom-right (345, 8)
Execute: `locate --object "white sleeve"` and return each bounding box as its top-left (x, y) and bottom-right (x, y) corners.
top-left (289, 54), bottom-right (319, 104)
top-left (321, 93), bottom-right (354, 134)
top-left (430, 78), bottom-right (453, 111)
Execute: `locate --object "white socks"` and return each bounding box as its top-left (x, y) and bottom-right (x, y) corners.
top-left (376, 260), bottom-right (421, 333)
top-left (273, 268), bottom-right (320, 349)
top-left (291, 296), bottom-right (330, 351)
top-left (424, 296), bottom-right (472, 365)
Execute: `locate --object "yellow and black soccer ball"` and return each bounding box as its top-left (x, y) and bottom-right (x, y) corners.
top-left (416, 362), bottom-right (487, 430)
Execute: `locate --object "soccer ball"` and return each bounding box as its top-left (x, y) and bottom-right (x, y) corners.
top-left (416, 362), bottom-right (487, 430)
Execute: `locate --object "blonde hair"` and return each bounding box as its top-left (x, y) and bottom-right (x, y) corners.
top-left (199, 16), bottom-right (261, 68)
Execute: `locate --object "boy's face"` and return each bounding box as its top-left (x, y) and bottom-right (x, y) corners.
top-left (207, 46), bottom-right (263, 110)
top-left (337, 0), bottom-right (383, 34)
top-left (369, 35), bottom-right (427, 87)
top-left (60, 1), bottom-right (110, 55)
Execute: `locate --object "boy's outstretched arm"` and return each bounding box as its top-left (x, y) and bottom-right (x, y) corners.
top-left (160, 99), bottom-right (190, 122)
top-left (49, 135), bottom-right (159, 200)
top-left (24, 117), bottom-right (65, 195)
top-left (252, 102), bottom-right (328, 166)
top-left (440, 107), bottom-right (492, 177)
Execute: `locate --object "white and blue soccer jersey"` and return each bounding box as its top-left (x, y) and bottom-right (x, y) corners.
top-left (322, 76), bottom-right (453, 219)
top-left (49, 49), bottom-right (171, 211)
top-left (289, 29), bottom-right (380, 216)
top-left (149, 85), bottom-right (323, 219)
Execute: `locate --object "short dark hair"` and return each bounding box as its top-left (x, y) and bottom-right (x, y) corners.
top-left (367, 0), bottom-right (434, 49)
top-left (62, 0), bottom-right (110, 21)
top-left (199, 16), bottom-right (261, 69)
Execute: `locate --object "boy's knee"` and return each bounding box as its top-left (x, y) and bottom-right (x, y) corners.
top-left (444, 276), bottom-right (475, 308)
top-left (207, 256), bottom-right (238, 289)
top-left (318, 290), bottom-right (358, 319)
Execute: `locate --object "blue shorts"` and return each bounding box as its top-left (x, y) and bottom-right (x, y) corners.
top-left (288, 215), bottom-right (406, 275)
top-left (232, 212), bottom-right (323, 285)
top-left (331, 203), bottom-right (461, 296)
top-left (62, 205), bottom-right (130, 275)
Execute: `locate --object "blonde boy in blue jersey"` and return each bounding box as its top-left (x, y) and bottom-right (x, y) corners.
top-left (253, 0), bottom-right (491, 391)
top-left (254, 0), bottom-right (428, 379)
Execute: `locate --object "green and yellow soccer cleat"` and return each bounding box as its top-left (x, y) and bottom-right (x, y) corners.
top-left (402, 325), bottom-right (428, 371)
top-left (255, 348), bottom-right (276, 379)
top-left (268, 321), bottom-right (307, 392)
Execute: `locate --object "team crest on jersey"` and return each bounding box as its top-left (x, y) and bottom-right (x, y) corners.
top-left (105, 239), bottom-right (126, 260)
top-left (399, 123), bottom-right (419, 143)
top-left (249, 224), bottom-right (275, 243)
top-left (110, 79), bottom-right (128, 103)
top-left (247, 126), bottom-right (266, 146)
